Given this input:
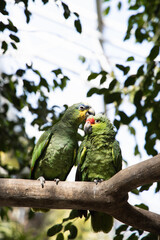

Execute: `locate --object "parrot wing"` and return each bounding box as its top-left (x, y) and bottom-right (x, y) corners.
top-left (112, 140), bottom-right (122, 173)
top-left (75, 140), bottom-right (87, 181)
top-left (30, 129), bottom-right (53, 178)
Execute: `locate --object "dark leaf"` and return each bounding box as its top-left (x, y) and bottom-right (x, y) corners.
top-left (56, 233), bottom-right (64, 240)
top-left (7, 19), bottom-right (18, 32)
top-left (104, 92), bottom-right (121, 104)
top-left (16, 69), bottom-right (25, 77)
top-left (9, 34), bottom-right (20, 43)
top-left (116, 224), bottom-right (128, 235)
top-left (24, 8), bottom-right (32, 23)
top-left (87, 87), bottom-right (100, 97)
top-left (64, 222), bottom-right (72, 232)
top-left (114, 235), bottom-right (124, 240)
top-left (141, 233), bottom-right (158, 239)
top-left (125, 75), bottom-right (136, 87)
top-left (2, 41), bottom-right (8, 54)
top-left (62, 2), bottom-right (70, 19)
top-left (139, 183), bottom-right (152, 192)
top-left (129, 227), bottom-right (143, 235)
top-left (100, 75), bottom-right (106, 84)
top-left (109, 79), bottom-right (117, 90)
top-left (116, 64), bottom-right (130, 75)
top-left (68, 225), bottom-right (78, 239)
top-left (0, 0), bottom-right (8, 15)
top-left (52, 68), bottom-right (62, 76)
top-left (42, 0), bottom-right (49, 4)
top-left (69, 210), bottom-right (80, 219)
top-left (73, 12), bottom-right (79, 18)
top-left (148, 45), bottom-right (159, 61)
top-left (74, 19), bottom-right (82, 33)
top-left (11, 42), bottom-right (17, 49)
top-left (0, 21), bottom-right (6, 31)
top-left (47, 224), bottom-right (63, 237)
top-left (127, 233), bottom-right (138, 240)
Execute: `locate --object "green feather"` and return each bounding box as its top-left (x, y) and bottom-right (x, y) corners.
top-left (76, 114), bottom-right (122, 233)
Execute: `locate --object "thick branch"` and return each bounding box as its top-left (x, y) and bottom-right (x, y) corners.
top-left (0, 154), bottom-right (160, 234)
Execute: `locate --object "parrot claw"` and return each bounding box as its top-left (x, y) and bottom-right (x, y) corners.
top-left (94, 178), bottom-right (104, 185)
top-left (54, 178), bottom-right (60, 185)
top-left (37, 176), bottom-right (45, 188)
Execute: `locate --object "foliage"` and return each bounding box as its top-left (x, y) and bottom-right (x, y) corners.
top-left (0, 0), bottom-right (160, 239)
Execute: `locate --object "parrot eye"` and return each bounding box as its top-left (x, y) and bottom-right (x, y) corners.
top-left (95, 119), bottom-right (101, 123)
top-left (79, 105), bottom-right (85, 111)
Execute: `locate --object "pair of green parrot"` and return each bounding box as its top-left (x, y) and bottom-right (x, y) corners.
top-left (30, 102), bottom-right (122, 233)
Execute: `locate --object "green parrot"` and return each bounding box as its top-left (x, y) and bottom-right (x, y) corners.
top-left (30, 103), bottom-right (95, 188)
top-left (76, 114), bottom-right (122, 233)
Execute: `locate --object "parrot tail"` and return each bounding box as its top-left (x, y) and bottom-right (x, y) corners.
top-left (90, 211), bottom-right (113, 233)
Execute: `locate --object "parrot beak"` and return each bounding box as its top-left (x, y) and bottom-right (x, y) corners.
top-left (86, 107), bottom-right (95, 118)
top-left (84, 121), bottom-right (92, 134)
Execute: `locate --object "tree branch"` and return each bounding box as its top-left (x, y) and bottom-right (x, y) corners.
top-left (0, 154), bottom-right (160, 234)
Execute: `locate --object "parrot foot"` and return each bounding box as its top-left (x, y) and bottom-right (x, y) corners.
top-left (37, 176), bottom-right (45, 188)
top-left (93, 178), bottom-right (104, 185)
top-left (54, 178), bottom-right (60, 185)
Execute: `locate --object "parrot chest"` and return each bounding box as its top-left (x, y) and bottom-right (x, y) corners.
top-left (81, 138), bottom-right (116, 181)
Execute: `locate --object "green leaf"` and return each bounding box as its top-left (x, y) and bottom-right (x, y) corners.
top-left (56, 233), bottom-right (64, 240)
top-left (87, 72), bottom-right (99, 80)
top-left (117, 1), bottom-right (122, 10)
top-left (134, 144), bottom-right (140, 156)
top-left (131, 189), bottom-right (139, 195)
top-left (128, 126), bottom-right (136, 135)
top-left (103, 6), bottom-right (110, 15)
top-left (47, 224), bottom-right (63, 237)
top-left (135, 203), bottom-right (149, 210)
top-left (52, 68), bottom-right (62, 76)
top-left (148, 45), bottom-right (159, 61)
top-left (74, 19), bottom-right (82, 33)
top-left (126, 56), bottom-right (134, 61)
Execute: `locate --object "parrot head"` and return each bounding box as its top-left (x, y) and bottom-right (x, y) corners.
top-left (84, 114), bottom-right (114, 135)
top-left (62, 103), bottom-right (95, 126)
